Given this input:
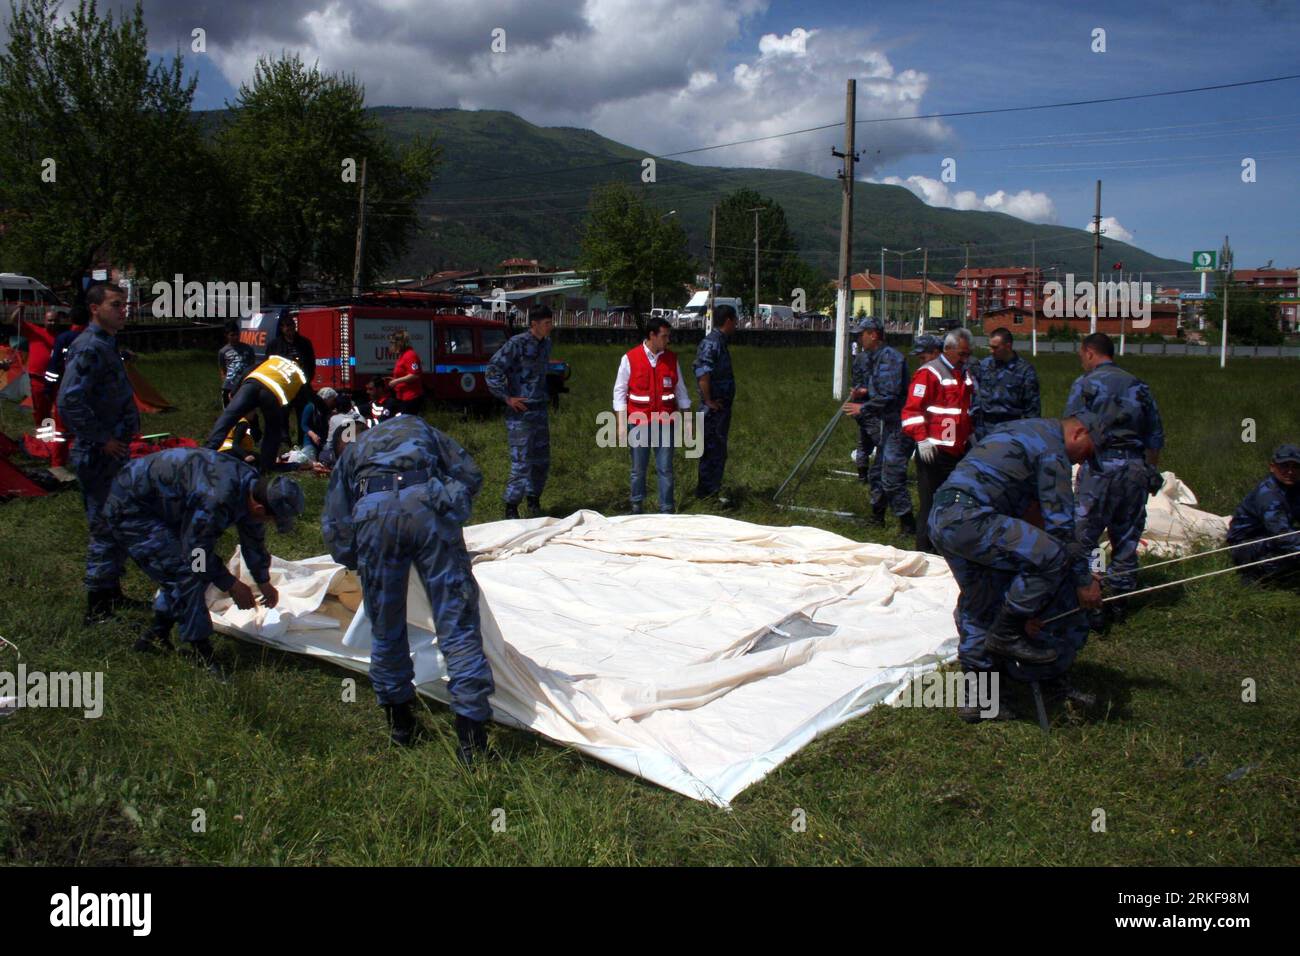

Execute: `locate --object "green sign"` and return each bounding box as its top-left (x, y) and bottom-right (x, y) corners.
top-left (1192, 250), bottom-right (1217, 272)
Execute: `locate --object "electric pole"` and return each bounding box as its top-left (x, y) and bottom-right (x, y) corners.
top-left (1091, 179), bottom-right (1102, 334)
top-left (707, 204), bottom-right (717, 334)
top-left (748, 205), bottom-right (763, 323)
top-left (832, 79), bottom-right (859, 400)
top-left (961, 240), bottom-right (977, 327)
top-left (351, 156), bottom-right (368, 297)
top-left (919, 247), bottom-right (928, 335)
top-left (1220, 235), bottom-right (1233, 369)
top-left (1031, 238), bottom-right (1038, 356)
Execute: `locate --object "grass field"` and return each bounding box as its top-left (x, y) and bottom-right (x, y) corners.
top-left (0, 341), bottom-right (1297, 865)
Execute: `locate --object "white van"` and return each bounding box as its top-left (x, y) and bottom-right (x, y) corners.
top-left (678, 292), bottom-right (743, 328)
top-left (0, 274), bottom-right (69, 322)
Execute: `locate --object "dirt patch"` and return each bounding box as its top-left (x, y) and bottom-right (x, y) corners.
top-left (2, 805), bottom-right (147, 866)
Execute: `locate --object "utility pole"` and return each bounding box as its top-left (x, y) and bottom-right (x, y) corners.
top-left (919, 247), bottom-right (928, 335)
top-left (1091, 179), bottom-right (1102, 334)
top-left (351, 156), bottom-right (368, 297)
top-left (961, 240), bottom-right (977, 328)
top-left (1220, 235), bottom-right (1233, 369)
top-left (707, 204), bottom-right (717, 334)
top-left (1031, 238), bottom-right (1038, 356)
top-left (831, 79), bottom-right (859, 400)
top-left (879, 246), bottom-right (886, 322)
top-left (748, 205), bottom-right (763, 323)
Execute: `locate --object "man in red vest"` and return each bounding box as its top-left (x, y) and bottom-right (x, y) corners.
top-left (612, 317), bottom-right (692, 514)
top-left (902, 327), bottom-right (975, 554)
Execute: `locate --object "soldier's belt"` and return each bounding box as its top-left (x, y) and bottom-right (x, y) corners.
top-left (357, 468), bottom-right (431, 498)
top-left (932, 488), bottom-right (985, 510)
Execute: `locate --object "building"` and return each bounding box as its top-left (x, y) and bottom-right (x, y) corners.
top-left (982, 303), bottom-right (1180, 337)
top-left (1230, 268), bottom-right (1299, 331)
top-left (953, 267), bottom-right (1044, 326)
top-left (839, 272), bottom-right (963, 327)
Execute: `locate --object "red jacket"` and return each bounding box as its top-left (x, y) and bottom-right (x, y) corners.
top-left (901, 356), bottom-right (974, 457)
top-left (625, 346), bottom-right (681, 425)
top-left (20, 320), bottom-right (55, 378)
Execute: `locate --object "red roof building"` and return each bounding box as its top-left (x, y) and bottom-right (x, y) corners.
top-left (953, 267), bottom-right (1044, 325)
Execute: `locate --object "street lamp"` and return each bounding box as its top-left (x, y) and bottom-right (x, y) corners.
top-left (649, 209), bottom-right (677, 313)
top-left (881, 247), bottom-right (920, 329)
top-left (747, 206), bottom-right (764, 324)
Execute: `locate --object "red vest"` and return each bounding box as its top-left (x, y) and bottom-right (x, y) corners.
top-left (901, 356), bottom-right (974, 456)
top-left (625, 345), bottom-right (680, 425)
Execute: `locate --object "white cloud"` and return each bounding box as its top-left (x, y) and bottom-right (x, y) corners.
top-left (872, 175), bottom-right (1058, 224)
top-left (145, 1), bottom-right (952, 174)
top-left (1086, 216), bottom-right (1134, 243)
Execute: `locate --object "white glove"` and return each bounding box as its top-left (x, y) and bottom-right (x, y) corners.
top-left (916, 439), bottom-right (937, 464)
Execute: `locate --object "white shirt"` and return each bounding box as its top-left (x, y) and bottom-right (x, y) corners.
top-left (612, 342), bottom-right (692, 412)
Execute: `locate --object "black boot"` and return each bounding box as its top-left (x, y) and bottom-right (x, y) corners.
top-left (955, 667), bottom-right (1016, 723)
top-left (984, 608), bottom-right (1059, 665)
top-left (527, 495), bottom-right (542, 517)
top-left (133, 611), bottom-right (176, 654)
top-left (869, 503), bottom-right (886, 527)
top-left (1042, 676), bottom-right (1097, 709)
top-left (505, 501), bottom-right (521, 520)
top-left (857, 466), bottom-right (871, 484)
top-left (83, 589), bottom-right (116, 626)
top-left (898, 511), bottom-right (917, 536)
top-left (455, 714), bottom-right (490, 767)
top-left (107, 585), bottom-right (151, 614)
top-left (189, 637), bottom-right (229, 682)
top-left (384, 700), bottom-right (419, 747)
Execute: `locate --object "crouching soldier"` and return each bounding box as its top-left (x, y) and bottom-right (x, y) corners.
top-left (928, 415), bottom-right (1105, 720)
top-left (321, 414), bottom-right (496, 765)
top-left (204, 354), bottom-right (307, 471)
top-left (103, 448), bottom-right (304, 674)
top-left (1226, 444), bottom-right (1300, 586)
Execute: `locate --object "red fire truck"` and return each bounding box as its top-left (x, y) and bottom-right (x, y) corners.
top-left (240, 292), bottom-right (571, 406)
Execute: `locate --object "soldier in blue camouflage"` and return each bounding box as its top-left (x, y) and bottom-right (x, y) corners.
top-left (1064, 333), bottom-right (1165, 618)
top-left (57, 283), bottom-right (143, 625)
top-left (103, 448), bottom-right (303, 673)
top-left (1226, 444), bottom-right (1300, 585)
top-left (485, 306), bottom-right (553, 519)
top-left (841, 317), bottom-right (916, 532)
top-left (693, 304), bottom-right (737, 502)
top-left (322, 414), bottom-right (495, 764)
top-left (972, 327), bottom-right (1041, 441)
top-left (929, 415), bottom-right (1106, 718)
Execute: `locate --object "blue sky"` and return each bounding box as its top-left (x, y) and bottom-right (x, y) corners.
top-left (155, 0), bottom-right (1298, 275)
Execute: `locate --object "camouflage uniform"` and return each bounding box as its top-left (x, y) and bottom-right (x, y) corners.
top-left (322, 415), bottom-right (494, 718)
top-left (929, 419), bottom-right (1093, 678)
top-left (851, 343), bottom-right (914, 515)
top-left (972, 351), bottom-right (1040, 441)
top-left (58, 323), bottom-right (140, 590)
top-left (1226, 473), bottom-right (1300, 583)
top-left (485, 330), bottom-right (551, 506)
top-left (1064, 360), bottom-right (1164, 594)
top-left (102, 448), bottom-right (271, 643)
top-left (693, 327), bottom-right (735, 497)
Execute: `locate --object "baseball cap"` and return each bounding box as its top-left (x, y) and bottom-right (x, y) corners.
top-left (911, 334), bottom-right (942, 355)
top-left (855, 316), bottom-right (883, 334)
top-left (1070, 410), bottom-right (1109, 452)
top-left (264, 476), bottom-right (305, 533)
top-left (1271, 443), bottom-right (1300, 465)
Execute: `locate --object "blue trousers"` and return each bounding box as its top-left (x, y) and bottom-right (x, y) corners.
top-left (75, 447), bottom-right (128, 591)
top-left (353, 485), bottom-right (495, 719)
top-left (105, 508), bottom-right (213, 641)
top-left (504, 406), bottom-right (549, 504)
top-left (629, 422), bottom-right (675, 512)
top-left (1075, 457), bottom-right (1149, 593)
top-left (931, 501), bottom-right (1072, 672)
top-left (696, 400), bottom-right (731, 496)
top-left (859, 416), bottom-right (914, 515)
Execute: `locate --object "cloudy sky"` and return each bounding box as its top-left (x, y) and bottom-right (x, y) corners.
top-left (92, 0), bottom-right (1300, 272)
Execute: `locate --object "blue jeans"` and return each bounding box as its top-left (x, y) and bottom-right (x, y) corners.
top-left (630, 422), bottom-right (675, 512)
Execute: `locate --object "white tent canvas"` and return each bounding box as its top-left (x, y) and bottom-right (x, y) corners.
top-left (208, 476), bottom-right (1227, 807)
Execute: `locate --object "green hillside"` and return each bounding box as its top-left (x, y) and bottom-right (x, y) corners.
top-left (200, 106), bottom-right (1193, 292)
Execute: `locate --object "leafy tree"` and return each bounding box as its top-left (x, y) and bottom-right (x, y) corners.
top-left (216, 54), bottom-right (440, 300)
top-left (1205, 289), bottom-right (1283, 346)
top-left (0, 0), bottom-right (224, 295)
top-left (577, 182), bottom-right (693, 320)
top-left (714, 188), bottom-right (823, 311)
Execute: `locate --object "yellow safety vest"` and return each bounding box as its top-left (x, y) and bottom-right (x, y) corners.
top-left (246, 355), bottom-right (306, 406)
top-left (219, 416), bottom-right (256, 455)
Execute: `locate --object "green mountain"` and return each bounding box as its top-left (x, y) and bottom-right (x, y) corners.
top-left (205, 106), bottom-right (1193, 290)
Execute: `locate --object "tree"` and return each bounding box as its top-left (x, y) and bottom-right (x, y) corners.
top-left (0, 0), bottom-right (224, 294)
top-left (577, 182), bottom-right (693, 320)
top-left (216, 54), bottom-right (440, 300)
top-left (714, 188), bottom-right (824, 311)
top-left (1205, 289), bottom-right (1283, 346)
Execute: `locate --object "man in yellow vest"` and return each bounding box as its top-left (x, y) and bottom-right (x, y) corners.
top-left (217, 414), bottom-right (258, 465)
top-left (204, 354), bottom-right (306, 470)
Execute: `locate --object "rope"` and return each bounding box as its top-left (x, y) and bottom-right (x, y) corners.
top-left (1103, 528), bottom-right (1300, 576)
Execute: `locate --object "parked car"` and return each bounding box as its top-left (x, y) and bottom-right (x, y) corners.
top-left (0, 273), bottom-right (70, 323)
